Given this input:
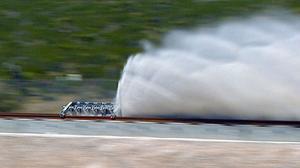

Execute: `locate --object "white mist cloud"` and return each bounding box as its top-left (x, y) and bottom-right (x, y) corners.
top-left (115, 13), bottom-right (300, 121)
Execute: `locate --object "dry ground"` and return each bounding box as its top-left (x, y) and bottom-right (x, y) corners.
top-left (0, 136), bottom-right (300, 168)
top-left (15, 95), bottom-right (113, 114)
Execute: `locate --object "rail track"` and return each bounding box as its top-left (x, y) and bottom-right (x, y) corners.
top-left (0, 112), bottom-right (300, 126)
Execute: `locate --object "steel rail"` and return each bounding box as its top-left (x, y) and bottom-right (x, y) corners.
top-left (0, 112), bottom-right (300, 126)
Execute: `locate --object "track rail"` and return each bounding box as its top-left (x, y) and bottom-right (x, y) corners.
top-left (1, 112), bottom-right (300, 126)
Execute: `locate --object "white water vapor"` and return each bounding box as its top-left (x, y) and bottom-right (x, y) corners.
top-left (115, 13), bottom-right (300, 120)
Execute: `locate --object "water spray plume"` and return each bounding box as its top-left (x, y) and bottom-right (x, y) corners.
top-left (115, 13), bottom-right (300, 121)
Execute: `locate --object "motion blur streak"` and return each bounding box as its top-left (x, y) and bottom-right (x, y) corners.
top-left (115, 13), bottom-right (300, 121)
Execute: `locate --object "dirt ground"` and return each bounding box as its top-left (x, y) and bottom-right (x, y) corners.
top-left (14, 95), bottom-right (113, 114)
top-left (0, 136), bottom-right (300, 168)
top-left (14, 95), bottom-right (74, 113)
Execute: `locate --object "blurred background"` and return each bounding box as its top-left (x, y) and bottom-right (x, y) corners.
top-left (1, 0), bottom-right (300, 113)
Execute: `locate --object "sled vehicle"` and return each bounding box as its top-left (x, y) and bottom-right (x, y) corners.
top-left (59, 101), bottom-right (115, 118)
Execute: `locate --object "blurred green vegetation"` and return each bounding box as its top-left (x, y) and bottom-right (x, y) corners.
top-left (0, 0), bottom-right (300, 80)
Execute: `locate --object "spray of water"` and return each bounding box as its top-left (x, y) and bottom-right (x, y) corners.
top-left (115, 13), bottom-right (300, 120)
